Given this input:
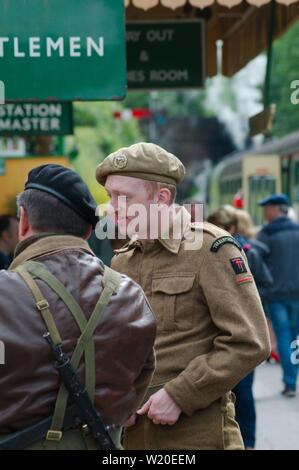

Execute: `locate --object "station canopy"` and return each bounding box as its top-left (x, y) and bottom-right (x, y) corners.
top-left (125, 0), bottom-right (299, 76)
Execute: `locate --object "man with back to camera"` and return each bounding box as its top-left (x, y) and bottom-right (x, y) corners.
top-left (0, 164), bottom-right (156, 450)
top-left (258, 194), bottom-right (299, 397)
top-left (96, 142), bottom-right (271, 450)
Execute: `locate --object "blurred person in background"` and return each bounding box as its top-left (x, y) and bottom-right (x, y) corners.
top-left (0, 215), bottom-right (19, 270)
top-left (235, 209), bottom-right (273, 306)
top-left (208, 205), bottom-right (272, 449)
top-left (236, 209), bottom-right (278, 363)
top-left (257, 194), bottom-right (299, 398)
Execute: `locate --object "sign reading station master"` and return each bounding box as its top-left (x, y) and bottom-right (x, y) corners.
top-left (0, 102), bottom-right (73, 136)
top-left (127, 20), bottom-right (205, 90)
top-left (0, 0), bottom-right (126, 101)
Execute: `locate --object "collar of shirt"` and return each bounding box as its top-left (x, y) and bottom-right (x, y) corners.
top-left (115, 206), bottom-right (192, 255)
top-left (157, 205), bottom-right (191, 254)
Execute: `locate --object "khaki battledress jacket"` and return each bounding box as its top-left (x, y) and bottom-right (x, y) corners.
top-left (112, 207), bottom-right (271, 450)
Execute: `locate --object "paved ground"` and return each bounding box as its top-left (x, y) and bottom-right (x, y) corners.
top-left (254, 362), bottom-right (299, 450)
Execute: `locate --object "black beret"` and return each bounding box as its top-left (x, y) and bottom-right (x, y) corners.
top-left (24, 164), bottom-right (98, 228)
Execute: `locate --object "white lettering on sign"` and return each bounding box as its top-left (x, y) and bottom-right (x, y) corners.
top-left (126, 31), bottom-right (142, 43)
top-left (70, 37), bottom-right (81, 57)
top-left (0, 38), bottom-right (9, 56)
top-left (0, 103), bottom-right (62, 118)
top-left (0, 37), bottom-right (105, 58)
top-left (47, 37), bottom-right (64, 57)
top-left (14, 37), bottom-right (25, 58)
top-left (146, 29), bottom-right (174, 42)
top-left (87, 37), bottom-right (104, 57)
top-left (29, 37), bottom-right (41, 57)
top-left (0, 117), bottom-right (61, 132)
top-left (150, 69), bottom-right (189, 82)
top-left (127, 70), bottom-right (146, 83)
top-left (0, 103), bottom-right (65, 133)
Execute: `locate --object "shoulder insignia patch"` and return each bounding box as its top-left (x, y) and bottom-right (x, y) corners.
top-left (230, 257), bottom-right (247, 275)
top-left (210, 236), bottom-right (242, 253)
top-left (236, 275), bottom-right (253, 285)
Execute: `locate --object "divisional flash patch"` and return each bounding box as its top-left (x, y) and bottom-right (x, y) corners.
top-left (210, 236), bottom-right (242, 253)
top-left (236, 276), bottom-right (253, 285)
top-left (230, 257), bottom-right (247, 275)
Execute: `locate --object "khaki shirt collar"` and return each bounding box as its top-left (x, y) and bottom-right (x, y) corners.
top-left (114, 206), bottom-right (191, 255)
top-left (158, 205), bottom-right (191, 254)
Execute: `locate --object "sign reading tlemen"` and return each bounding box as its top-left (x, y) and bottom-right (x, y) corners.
top-left (0, 0), bottom-right (126, 101)
top-left (127, 21), bottom-right (205, 90)
top-left (0, 103), bottom-right (73, 136)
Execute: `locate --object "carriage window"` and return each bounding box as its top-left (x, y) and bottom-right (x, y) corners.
top-left (248, 175), bottom-right (276, 226)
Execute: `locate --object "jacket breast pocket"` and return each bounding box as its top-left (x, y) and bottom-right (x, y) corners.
top-left (151, 274), bottom-right (196, 332)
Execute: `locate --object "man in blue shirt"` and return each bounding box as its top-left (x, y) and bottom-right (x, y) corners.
top-left (258, 194), bottom-right (299, 397)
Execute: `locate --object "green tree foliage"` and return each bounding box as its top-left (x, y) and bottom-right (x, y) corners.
top-left (69, 90), bottom-right (209, 203)
top-left (271, 20), bottom-right (299, 136)
top-left (67, 101), bottom-right (144, 204)
top-left (123, 90), bottom-right (207, 118)
top-left (123, 91), bottom-right (149, 109)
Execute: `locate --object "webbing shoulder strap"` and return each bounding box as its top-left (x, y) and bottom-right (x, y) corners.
top-left (15, 261), bottom-right (121, 443)
top-left (16, 266), bottom-right (62, 345)
top-left (21, 261), bottom-right (96, 401)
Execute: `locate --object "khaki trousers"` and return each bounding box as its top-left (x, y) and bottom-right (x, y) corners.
top-left (123, 392), bottom-right (244, 450)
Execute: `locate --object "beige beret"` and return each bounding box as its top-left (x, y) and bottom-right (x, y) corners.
top-left (96, 142), bottom-right (185, 186)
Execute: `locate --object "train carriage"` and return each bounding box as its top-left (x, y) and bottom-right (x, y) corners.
top-left (209, 130), bottom-right (299, 226)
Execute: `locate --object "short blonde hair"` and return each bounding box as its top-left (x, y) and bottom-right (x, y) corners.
top-left (235, 209), bottom-right (254, 238)
top-left (144, 180), bottom-right (177, 205)
top-left (207, 205), bottom-right (237, 231)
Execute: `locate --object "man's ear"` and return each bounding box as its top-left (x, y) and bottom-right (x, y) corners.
top-left (19, 206), bottom-right (30, 239)
top-left (158, 188), bottom-right (172, 206)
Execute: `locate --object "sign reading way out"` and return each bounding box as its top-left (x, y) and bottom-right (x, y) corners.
top-left (127, 20), bottom-right (205, 90)
top-left (0, 102), bottom-right (73, 136)
top-left (0, 0), bottom-right (126, 101)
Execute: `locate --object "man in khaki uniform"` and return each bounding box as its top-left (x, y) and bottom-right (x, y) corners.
top-left (96, 143), bottom-right (271, 450)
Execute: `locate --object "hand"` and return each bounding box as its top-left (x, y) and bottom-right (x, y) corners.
top-left (137, 388), bottom-right (182, 425)
top-left (123, 413), bottom-right (137, 428)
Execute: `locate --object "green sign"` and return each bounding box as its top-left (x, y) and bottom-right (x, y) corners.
top-left (0, 102), bottom-right (73, 136)
top-left (0, 0), bottom-right (126, 101)
top-left (127, 21), bottom-right (205, 90)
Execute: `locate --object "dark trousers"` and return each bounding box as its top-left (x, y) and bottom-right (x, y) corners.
top-left (267, 300), bottom-right (299, 390)
top-left (233, 372), bottom-right (256, 448)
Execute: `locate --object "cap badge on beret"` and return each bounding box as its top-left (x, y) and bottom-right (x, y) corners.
top-left (113, 154), bottom-right (128, 169)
